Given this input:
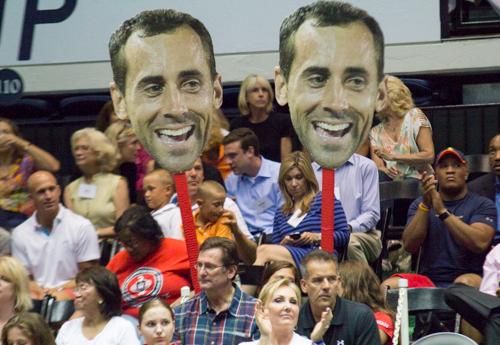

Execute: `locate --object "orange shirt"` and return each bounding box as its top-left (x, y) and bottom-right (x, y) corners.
top-left (193, 209), bottom-right (234, 246)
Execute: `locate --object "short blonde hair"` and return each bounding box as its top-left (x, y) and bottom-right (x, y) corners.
top-left (71, 127), bottom-right (117, 172)
top-left (238, 74), bottom-right (274, 116)
top-left (104, 121), bottom-right (136, 163)
top-left (0, 257), bottom-right (32, 313)
top-left (258, 278), bottom-right (302, 308)
top-left (378, 75), bottom-right (415, 121)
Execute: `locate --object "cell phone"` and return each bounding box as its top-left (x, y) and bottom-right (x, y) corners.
top-left (290, 232), bottom-right (302, 240)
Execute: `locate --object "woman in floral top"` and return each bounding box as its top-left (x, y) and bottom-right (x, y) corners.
top-left (0, 117), bottom-right (60, 229)
top-left (370, 75), bottom-right (435, 181)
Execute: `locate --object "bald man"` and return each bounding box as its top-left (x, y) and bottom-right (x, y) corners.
top-left (12, 171), bottom-right (100, 299)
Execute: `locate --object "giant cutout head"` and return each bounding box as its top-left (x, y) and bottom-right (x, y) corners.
top-left (109, 9), bottom-right (222, 172)
top-left (274, 1), bottom-right (386, 169)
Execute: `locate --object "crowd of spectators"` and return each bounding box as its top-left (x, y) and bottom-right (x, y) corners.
top-left (0, 1), bottom-right (499, 345)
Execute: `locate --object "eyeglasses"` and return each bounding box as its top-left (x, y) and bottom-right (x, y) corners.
top-left (74, 282), bottom-right (92, 293)
top-left (195, 262), bottom-right (225, 273)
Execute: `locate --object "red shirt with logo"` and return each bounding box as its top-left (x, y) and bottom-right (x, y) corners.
top-left (107, 238), bottom-right (192, 318)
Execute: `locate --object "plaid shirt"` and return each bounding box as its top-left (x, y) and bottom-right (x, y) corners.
top-left (174, 284), bottom-right (259, 345)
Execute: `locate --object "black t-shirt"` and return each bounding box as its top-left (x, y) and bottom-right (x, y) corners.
top-left (297, 298), bottom-right (381, 345)
top-left (230, 112), bottom-right (292, 162)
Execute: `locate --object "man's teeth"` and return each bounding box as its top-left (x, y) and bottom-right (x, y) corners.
top-left (158, 126), bottom-right (192, 137)
top-left (315, 122), bottom-right (349, 131)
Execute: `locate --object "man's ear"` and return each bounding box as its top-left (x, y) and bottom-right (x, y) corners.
top-left (213, 73), bottom-right (223, 109)
top-left (375, 75), bottom-right (387, 113)
top-left (110, 81), bottom-right (128, 120)
top-left (196, 198), bottom-right (203, 207)
top-left (300, 278), bottom-right (308, 294)
top-left (274, 66), bottom-right (288, 106)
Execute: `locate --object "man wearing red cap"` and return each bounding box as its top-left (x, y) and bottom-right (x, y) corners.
top-left (403, 147), bottom-right (497, 287)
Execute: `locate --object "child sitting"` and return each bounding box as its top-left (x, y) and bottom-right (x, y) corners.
top-left (194, 181), bottom-right (235, 245)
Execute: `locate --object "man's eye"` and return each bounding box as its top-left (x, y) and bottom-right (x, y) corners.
top-left (181, 79), bottom-right (201, 92)
top-left (144, 84), bottom-right (163, 96)
top-left (307, 75), bottom-right (326, 87)
top-left (345, 77), bottom-right (366, 90)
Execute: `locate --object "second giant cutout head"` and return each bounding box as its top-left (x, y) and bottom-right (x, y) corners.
top-left (275, 1), bottom-right (386, 169)
top-left (109, 10), bottom-right (222, 172)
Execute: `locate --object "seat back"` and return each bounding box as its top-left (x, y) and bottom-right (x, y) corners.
top-left (412, 332), bottom-right (478, 345)
top-left (464, 154), bottom-right (490, 182)
top-left (238, 264), bottom-right (265, 285)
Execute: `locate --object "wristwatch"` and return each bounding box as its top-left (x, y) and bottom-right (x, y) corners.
top-left (438, 209), bottom-right (451, 221)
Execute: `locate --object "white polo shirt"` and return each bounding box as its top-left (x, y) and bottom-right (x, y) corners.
top-left (12, 205), bottom-right (100, 288)
top-left (152, 195), bottom-right (255, 241)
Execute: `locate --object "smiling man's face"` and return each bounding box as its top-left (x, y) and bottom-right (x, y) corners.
top-left (275, 20), bottom-right (384, 168)
top-left (111, 26), bottom-right (222, 172)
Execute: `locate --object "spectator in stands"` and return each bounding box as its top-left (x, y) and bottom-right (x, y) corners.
top-left (95, 100), bottom-right (121, 133)
top-left (260, 261), bottom-right (299, 287)
top-left (143, 169), bottom-right (176, 237)
top-left (370, 75), bottom-right (435, 181)
top-left (312, 153), bottom-right (381, 263)
top-left (174, 237), bottom-right (259, 344)
top-left (138, 299), bottom-right (177, 345)
top-left (253, 151), bottom-right (349, 268)
top-left (194, 181), bottom-right (257, 263)
top-left (469, 134), bottom-right (500, 232)
top-left (402, 147), bottom-right (496, 288)
top-left (64, 128), bottom-right (129, 238)
top-left (12, 171), bottom-right (100, 300)
top-left (202, 109), bottom-right (232, 180)
top-left (0, 117), bottom-right (60, 230)
top-left (338, 261), bottom-right (394, 345)
top-left (105, 121), bottom-right (141, 203)
top-left (231, 74), bottom-right (292, 162)
top-left (56, 267), bottom-right (140, 345)
top-left (159, 158), bottom-right (254, 245)
top-left (2, 312), bottom-right (55, 345)
top-left (0, 257), bottom-right (32, 335)
top-left (239, 279), bottom-right (331, 345)
top-left (107, 205), bottom-right (191, 319)
top-left (223, 128), bottom-right (282, 237)
top-left (479, 243), bottom-right (500, 296)
top-left (297, 250), bottom-right (381, 345)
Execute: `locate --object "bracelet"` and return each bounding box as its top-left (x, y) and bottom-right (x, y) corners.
top-left (418, 202), bottom-right (430, 212)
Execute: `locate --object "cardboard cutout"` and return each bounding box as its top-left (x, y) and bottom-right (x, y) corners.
top-left (275, 1), bottom-right (386, 252)
top-left (109, 9), bottom-right (223, 292)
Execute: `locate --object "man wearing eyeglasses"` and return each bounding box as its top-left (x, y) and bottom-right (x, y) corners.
top-left (174, 237), bottom-right (259, 344)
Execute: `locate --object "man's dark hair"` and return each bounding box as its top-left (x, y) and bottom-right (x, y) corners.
top-left (222, 127), bottom-right (260, 156)
top-left (109, 9), bottom-right (216, 93)
top-left (199, 237), bottom-right (238, 267)
top-left (279, 0), bottom-right (384, 82)
top-left (76, 267), bottom-right (122, 319)
top-left (115, 205), bottom-right (163, 241)
top-left (300, 249), bottom-right (338, 278)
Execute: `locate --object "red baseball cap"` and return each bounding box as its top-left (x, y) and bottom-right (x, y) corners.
top-left (435, 147), bottom-right (466, 165)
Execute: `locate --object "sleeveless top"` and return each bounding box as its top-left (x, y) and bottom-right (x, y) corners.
top-left (66, 173), bottom-right (121, 229)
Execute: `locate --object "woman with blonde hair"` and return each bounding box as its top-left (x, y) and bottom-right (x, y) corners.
top-left (64, 128), bottom-right (129, 239)
top-left (0, 257), bottom-right (32, 335)
top-left (252, 151), bottom-right (349, 268)
top-left (105, 122), bottom-right (141, 203)
top-left (230, 74), bottom-right (292, 162)
top-left (239, 278), bottom-right (331, 345)
top-left (370, 75), bottom-right (435, 181)
top-left (338, 261), bottom-right (395, 345)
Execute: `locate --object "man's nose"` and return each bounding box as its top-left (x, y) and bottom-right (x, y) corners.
top-left (495, 150), bottom-right (500, 160)
top-left (161, 88), bottom-right (188, 117)
top-left (323, 80), bottom-right (348, 113)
